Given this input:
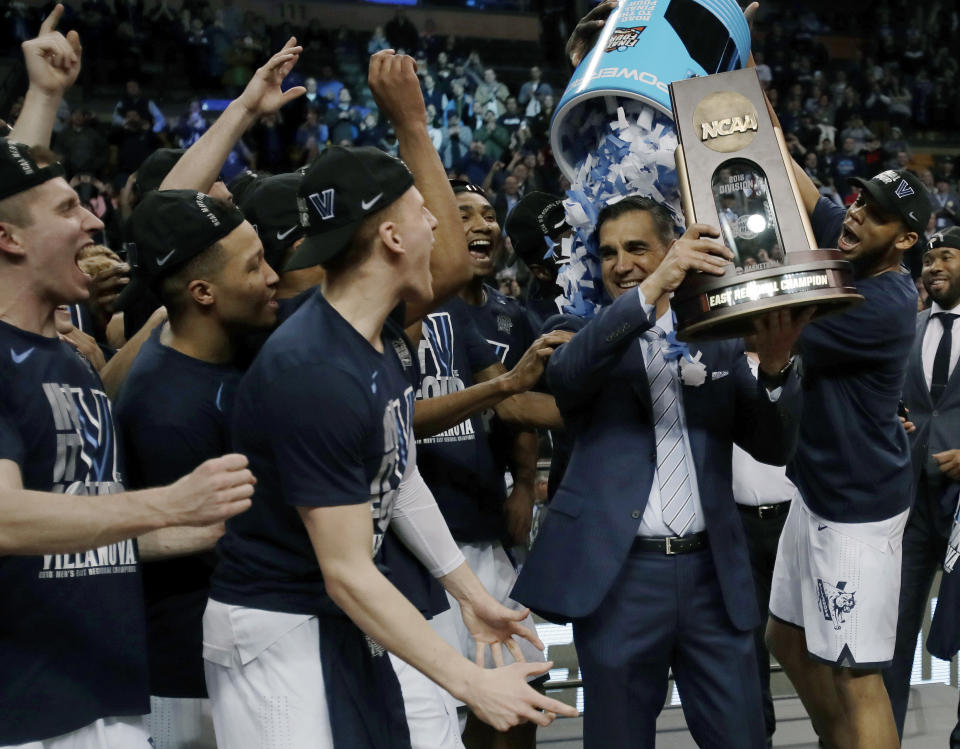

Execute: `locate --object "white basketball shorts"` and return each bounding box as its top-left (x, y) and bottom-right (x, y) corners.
top-left (769, 492), bottom-right (909, 669)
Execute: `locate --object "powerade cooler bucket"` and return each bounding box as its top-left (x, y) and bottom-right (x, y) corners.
top-left (551, 0), bottom-right (751, 180)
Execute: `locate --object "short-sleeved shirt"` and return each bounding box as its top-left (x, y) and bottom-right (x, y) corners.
top-left (472, 284), bottom-right (537, 370)
top-left (469, 285), bottom-right (538, 480)
top-left (209, 290), bottom-right (418, 616)
top-left (115, 328), bottom-right (242, 698)
top-left (788, 198), bottom-right (917, 522)
top-left (415, 298), bottom-right (503, 542)
top-left (0, 320), bottom-right (147, 744)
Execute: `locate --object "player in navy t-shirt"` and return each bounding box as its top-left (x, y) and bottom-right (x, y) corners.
top-left (115, 188), bottom-right (279, 747)
top-left (204, 99), bottom-right (575, 747)
top-left (765, 153), bottom-right (929, 744)
top-left (110, 43), bottom-right (302, 748)
top-left (406, 180), bottom-right (562, 749)
top-left (0, 13), bottom-right (255, 746)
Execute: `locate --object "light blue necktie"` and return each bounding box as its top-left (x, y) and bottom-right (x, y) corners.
top-left (644, 327), bottom-right (696, 536)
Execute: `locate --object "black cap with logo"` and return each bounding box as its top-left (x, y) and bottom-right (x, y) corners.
top-left (449, 179), bottom-right (486, 196)
top-left (115, 189), bottom-right (245, 310)
top-left (848, 169), bottom-right (931, 234)
top-left (0, 139), bottom-right (66, 201)
top-left (239, 172), bottom-right (303, 271)
top-left (228, 168), bottom-right (263, 206)
top-left (504, 191), bottom-right (570, 268)
top-left (927, 226), bottom-right (960, 252)
top-left (285, 145), bottom-right (415, 271)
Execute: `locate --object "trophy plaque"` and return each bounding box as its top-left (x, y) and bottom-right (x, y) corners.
top-left (670, 67), bottom-right (863, 341)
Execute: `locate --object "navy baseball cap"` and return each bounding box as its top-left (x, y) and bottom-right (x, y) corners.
top-left (228, 168), bottom-right (262, 206)
top-left (239, 172), bottom-right (303, 271)
top-left (285, 146), bottom-right (414, 271)
top-left (505, 191), bottom-right (569, 267)
top-left (0, 139), bottom-right (66, 201)
top-left (115, 189), bottom-right (245, 310)
top-left (848, 169), bottom-right (931, 233)
top-left (449, 179), bottom-right (486, 196)
top-left (927, 227), bottom-right (960, 252)
top-left (136, 148), bottom-right (230, 198)
top-left (135, 148), bottom-right (185, 197)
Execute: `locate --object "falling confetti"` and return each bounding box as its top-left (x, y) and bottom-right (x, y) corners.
top-left (551, 98), bottom-right (686, 318)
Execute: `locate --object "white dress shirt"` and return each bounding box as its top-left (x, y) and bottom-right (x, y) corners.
top-left (922, 300), bottom-right (960, 390)
top-left (636, 299), bottom-right (707, 537)
top-left (732, 356), bottom-right (797, 506)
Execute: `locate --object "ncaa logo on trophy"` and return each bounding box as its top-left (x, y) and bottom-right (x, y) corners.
top-left (670, 69), bottom-right (862, 340)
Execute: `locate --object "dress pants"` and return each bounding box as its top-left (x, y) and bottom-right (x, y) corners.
top-left (573, 546), bottom-right (766, 749)
top-left (882, 477), bottom-right (959, 744)
top-left (738, 505), bottom-right (789, 747)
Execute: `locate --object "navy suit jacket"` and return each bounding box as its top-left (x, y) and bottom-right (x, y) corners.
top-left (904, 309), bottom-right (960, 658)
top-left (512, 289), bottom-right (802, 631)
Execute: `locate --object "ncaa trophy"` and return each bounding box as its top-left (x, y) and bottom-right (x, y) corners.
top-left (669, 68), bottom-right (862, 341)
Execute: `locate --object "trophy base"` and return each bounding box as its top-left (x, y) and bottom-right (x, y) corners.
top-left (673, 250), bottom-right (864, 342)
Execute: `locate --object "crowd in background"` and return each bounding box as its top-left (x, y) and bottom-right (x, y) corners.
top-left (2, 0), bottom-right (958, 294)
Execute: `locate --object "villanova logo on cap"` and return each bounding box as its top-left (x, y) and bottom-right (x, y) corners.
top-left (308, 189), bottom-right (336, 221)
top-left (895, 180), bottom-right (915, 199)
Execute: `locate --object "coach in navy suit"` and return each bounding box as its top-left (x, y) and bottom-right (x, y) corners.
top-left (512, 196), bottom-right (806, 749)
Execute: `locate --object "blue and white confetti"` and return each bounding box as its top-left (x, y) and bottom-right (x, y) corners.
top-left (550, 99), bottom-right (686, 319)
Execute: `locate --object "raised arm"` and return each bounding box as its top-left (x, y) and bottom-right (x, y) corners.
top-left (10, 4), bottom-right (82, 148)
top-left (742, 2), bottom-right (819, 215)
top-left (369, 50), bottom-right (472, 325)
top-left (159, 39), bottom-right (305, 192)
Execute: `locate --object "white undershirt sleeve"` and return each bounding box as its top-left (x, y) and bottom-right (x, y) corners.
top-left (390, 457), bottom-right (465, 579)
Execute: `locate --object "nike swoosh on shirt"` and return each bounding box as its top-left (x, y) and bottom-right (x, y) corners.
top-left (276, 225), bottom-right (299, 241)
top-left (10, 347), bottom-right (35, 364)
top-left (215, 383), bottom-right (225, 413)
top-left (155, 249), bottom-right (176, 266)
top-left (361, 193), bottom-right (383, 211)
top-left (817, 524), bottom-right (828, 531)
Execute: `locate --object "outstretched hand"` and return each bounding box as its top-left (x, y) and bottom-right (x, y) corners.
top-left (22, 4), bottom-right (82, 95)
top-left (458, 591), bottom-right (544, 668)
top-left (236, 37), bottom-right (306, 118)
top-left (464, 661), bottom-right (578, 731)
top-left (506, 331), bottom-right (573, 394)
top-left (754, 307), bottom-right (814, 377)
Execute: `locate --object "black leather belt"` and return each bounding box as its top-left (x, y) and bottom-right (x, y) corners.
top-left (632, 530), bottom-right (708, 555)
top-left (737, 501), bottom-right (791, 520)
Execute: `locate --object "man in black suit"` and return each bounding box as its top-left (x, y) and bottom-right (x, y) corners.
top-left (884, 226), bottom-right (960, 744)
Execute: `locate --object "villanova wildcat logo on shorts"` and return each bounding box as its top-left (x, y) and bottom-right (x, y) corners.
top-left (816, 579), bottom-right (857, 631)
